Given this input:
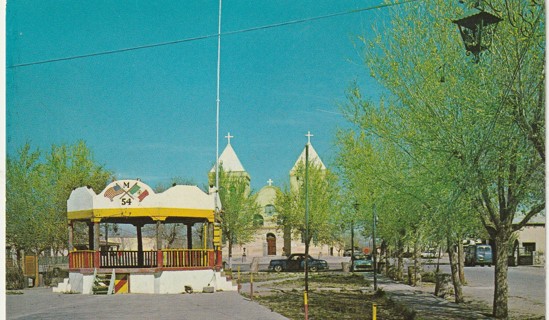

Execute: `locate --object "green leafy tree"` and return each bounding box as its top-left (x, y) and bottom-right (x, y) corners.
top-left (6, 141), bottom-right (112, 256)
top-left (275, 160), bottom-right (341, 254)
top-left (339, 1), bottom-right (544, 317)
top-left (215, 167), bottom-right (261, 267)
top-left (43, 141), bottom-right (113, 253)
top-left (6, 143), bottom-right (49, 256)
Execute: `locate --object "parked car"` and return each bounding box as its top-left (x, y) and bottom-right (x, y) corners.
top-left (351, 254), bottom-right (373, 272)
top-left (268, 254), bottom-right (329, 272)
top-left (465, 244), bottom-right (492, 266)
top-left (421, 248), bottom-right (439, 259)
top-left (343, 247), bottom-right (361, 257)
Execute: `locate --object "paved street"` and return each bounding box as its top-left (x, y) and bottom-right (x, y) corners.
top-left (464, 265), bottom-right (545, 317)
top-left (420, 262), bottom-right (545, 318)
top-left (6, 288), bottom-right (288, 320)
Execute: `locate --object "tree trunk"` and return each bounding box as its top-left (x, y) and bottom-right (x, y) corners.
top-left (447, 238), bottom-right (464, 303)
top-left (412, 240), bottom-right (421, 286)
top-left (457, 240), bottom-right (466, 285)
top-left (384, 246), bottom-right (390, 275)
top-left (493, 229), bottom-right (510, 319)
top-left (396, 238), bottom-right (404, 281)
top-left (228, 240), bottom-right (233, 270)
top-left (34, 253), bottom-right (39, 288)
top-left (436, 246), bottom-right (442, 274)
top-left (283, 225), bottom-right (292, 256)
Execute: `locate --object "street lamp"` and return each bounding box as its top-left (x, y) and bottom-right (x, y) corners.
top-left (452, 4), bottom-right (502, 63)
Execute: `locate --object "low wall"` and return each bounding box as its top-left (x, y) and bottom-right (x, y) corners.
top-left (68, 273), bottom-right (94, 294)
top-left (69, 269), bottom-right (234, 294)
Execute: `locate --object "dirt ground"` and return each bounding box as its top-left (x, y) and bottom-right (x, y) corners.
top-left (241, 273), bottom-right (413, 320)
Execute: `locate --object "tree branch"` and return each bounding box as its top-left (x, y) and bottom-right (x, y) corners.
top-left (512, 201), bottom-right (545, 231)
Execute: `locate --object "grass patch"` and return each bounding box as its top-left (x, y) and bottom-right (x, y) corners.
top-left (6, 291), bottom-right (24, 295)
top-left (242, 272), bottom-right (408, 319)
top-left (237, 271), bottom-right (300, 283)
top-left (251, 290), bottom-right (408, 320)
top-left (267, 273), bottom-right (370, 290)
top-left (62, 291), bottom-right (80, 294)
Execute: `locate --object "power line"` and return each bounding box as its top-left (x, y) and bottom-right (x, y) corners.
top-left (8, 0), bottom-right (420, 69)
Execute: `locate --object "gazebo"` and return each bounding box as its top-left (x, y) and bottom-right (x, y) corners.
top-left (54, 179), bottom-right (236, 294)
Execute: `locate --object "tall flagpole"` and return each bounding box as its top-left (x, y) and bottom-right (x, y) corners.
top-left (215, 0), bottom-right (222, 197)
top-left (214, 0), bottom-right (223, 270)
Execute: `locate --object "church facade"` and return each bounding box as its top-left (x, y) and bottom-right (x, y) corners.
top-left (213, 133), bottom-right (332, 261)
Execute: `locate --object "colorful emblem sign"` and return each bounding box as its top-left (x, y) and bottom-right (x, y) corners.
top-left (104, 181), bottom-right (150, 205)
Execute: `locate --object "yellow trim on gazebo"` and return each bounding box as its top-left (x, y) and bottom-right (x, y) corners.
top-left (68, 207), bottom-right (215, 222)
top-left (213, 225), bottom-right (222, 247)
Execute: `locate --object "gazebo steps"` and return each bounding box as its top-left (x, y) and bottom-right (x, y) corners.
top-left (92, 269), bottom-right (115, 294)
top-left (52, 278), bottom-right (71, 293)
top-left (215, 271), bottom-right (238, 291)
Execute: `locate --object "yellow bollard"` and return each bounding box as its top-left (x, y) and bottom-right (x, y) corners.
top-left (304, 291), bottom-right (309, 320)
top-left (372, 302), bottom-right (377, 320)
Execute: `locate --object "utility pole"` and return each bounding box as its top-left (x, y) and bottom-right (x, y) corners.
top-left (304, 139), bottom-right (310, 320)
top-left (214, 0), bottom-right (223, 270)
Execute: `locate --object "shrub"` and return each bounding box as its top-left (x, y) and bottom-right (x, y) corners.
top-left (6, 267), bottom-right (25, 290)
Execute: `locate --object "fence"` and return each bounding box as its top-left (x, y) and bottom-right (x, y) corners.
top-left (162, 249), bottom-right (213, 268)
top-left (69, 250), bottom-right (95, 268)
top-left (100, 250), bottom-right (157, 268)
top-left (69, 249), bottom-right (214, 269)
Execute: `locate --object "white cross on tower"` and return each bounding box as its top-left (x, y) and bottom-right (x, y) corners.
top-left (305, 131), bottom-right (314, 144)
top-left (225, 132), bottom-right (234, 145)
top-left (267, 179), bottom-right (273, 186)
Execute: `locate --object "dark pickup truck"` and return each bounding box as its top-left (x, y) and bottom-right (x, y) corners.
top-left (268, 253), bottom-right (329, 272)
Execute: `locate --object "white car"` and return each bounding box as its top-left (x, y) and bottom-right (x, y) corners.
top-left (421, 249), bottom-right (439, 259)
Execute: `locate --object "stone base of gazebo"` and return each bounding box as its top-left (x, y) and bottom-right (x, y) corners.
top-left (53, 269), bottom-right (237, 294)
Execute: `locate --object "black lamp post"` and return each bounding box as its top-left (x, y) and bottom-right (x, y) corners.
top-left (453, 4), bottom-right (502, 63)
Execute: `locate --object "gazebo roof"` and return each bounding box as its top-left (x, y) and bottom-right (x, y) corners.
top-left (67, 180), bottom-right (220, 222)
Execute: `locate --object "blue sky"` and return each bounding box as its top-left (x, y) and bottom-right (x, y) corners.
top-left (6, 1), bottom-right (388, 192)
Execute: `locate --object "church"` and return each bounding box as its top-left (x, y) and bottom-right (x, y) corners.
top-left (211, 133), bottom-right (332, 261)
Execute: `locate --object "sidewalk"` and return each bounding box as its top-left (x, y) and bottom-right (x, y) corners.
top-left (369, 274), bottom-right (493, 320)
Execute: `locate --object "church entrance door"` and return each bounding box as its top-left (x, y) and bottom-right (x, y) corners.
top-left (267, 233), bottom-right (276, 255)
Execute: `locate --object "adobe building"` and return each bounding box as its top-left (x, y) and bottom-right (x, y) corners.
top-left (511, 213), bottom-right (545, 266)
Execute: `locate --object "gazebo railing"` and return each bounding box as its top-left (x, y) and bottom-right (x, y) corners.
top-left (101, 250), bottom-right (157, 268)
top-left (162, 249), bottom-right (214, 268)
top-left (69, 249), bottom-right (216, 269)
top-left (69, 250), bottom-right (95, 269)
